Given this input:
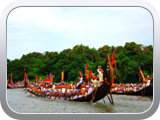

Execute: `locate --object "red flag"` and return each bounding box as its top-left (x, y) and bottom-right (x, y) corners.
top-left (85, 70), bottom-right (89, 79)
top-left (10, 73), bottom-right (13, 84)
top-left (113, 59), bottom-right (117, 75)
top-left (10, 73), bottom-right (13, 85)
top-left (89, 70), bottom-right (93, 79)
top-left (85, 62), bottom-right (88, 69)
top-left (111, 48), bottom-right (117, 76)
top-left (111, 48), bottom-right (115, 66)
top-left (24, 72), bottom-right (27, 79)
top-left (35, 75), bottom-right (37, 83)
top-left (11, 72), bottom-right (12, 80)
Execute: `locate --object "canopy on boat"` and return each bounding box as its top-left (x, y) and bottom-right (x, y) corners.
top-left (43, 79), bottom-right (52, 82)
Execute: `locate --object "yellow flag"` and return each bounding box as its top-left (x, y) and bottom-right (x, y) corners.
top-left (61, 70), bottom-right (64, 83)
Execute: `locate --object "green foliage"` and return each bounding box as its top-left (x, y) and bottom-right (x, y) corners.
top-left (68, 70), bottom-right (78, 82)
top-left (123, 61), bottom-right (139, 83)
top-left (7, 43), bottom-right (153, 83)
top-left (7, 59), bottom-right (25, 81)
top-left (98, 45), bottom-right (110, 58)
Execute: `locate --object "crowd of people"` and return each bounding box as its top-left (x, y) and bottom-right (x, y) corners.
top-left (23, 66), bottom-right (105, 100)
top-left (8, 65), bottom-right (152, 100)
top-left (24, 82), bottom-right (94, 100)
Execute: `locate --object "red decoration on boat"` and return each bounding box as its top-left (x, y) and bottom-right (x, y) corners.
top-left (105, 78), bottom-right (110, 85)
top-left (43, 79), bottom-right (52, 82)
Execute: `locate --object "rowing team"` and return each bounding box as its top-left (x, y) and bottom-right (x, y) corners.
top-left (7, 83), bottom-right (24, 88)
top-left (111, 79), bottom-right (152, 93)
top-left (24, 83), bottom-right (95, 100)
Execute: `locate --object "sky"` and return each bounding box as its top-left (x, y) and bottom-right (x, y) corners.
top-left (7, 7), bottom-right (153, 60)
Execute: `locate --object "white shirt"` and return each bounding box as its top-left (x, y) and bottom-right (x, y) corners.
top-left (43, 88), bottom-right (46, 92)
top-left (88, 87), bottom-right (92, 94)
top-left (79, 78), bottom-right (83, 83)
top-left (78, 77), bottom-right (83, 85)
top-left (62, 88), bottom-right (65, 93)
top-left (52, 85), bottom-right (55, 89)
top-left (98, 81), bottom-right (100, 86)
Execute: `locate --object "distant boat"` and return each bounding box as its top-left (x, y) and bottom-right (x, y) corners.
top-left (111, 78), bottom-right (153, 96)
top-left (111, 67), bottom-right (153, 96)
top-left (7, 83), bottom-right (25, 89)
top-left (7, 84), bottom-right (13, 89)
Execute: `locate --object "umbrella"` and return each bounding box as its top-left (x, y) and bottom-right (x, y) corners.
top-left (43, 79), bottom-right (52, 82)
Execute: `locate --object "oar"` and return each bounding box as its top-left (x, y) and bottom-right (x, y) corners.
top-left (103, 99), bottom-right (105, 103)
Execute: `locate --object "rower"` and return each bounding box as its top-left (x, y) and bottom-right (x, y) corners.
top-left (96, 75), bottom-right (100, 87)
top-left (42, 87), bottom-right (47, 92)
top-left (146, 76), bottom-right (151, 87)
top-left (91, 73), bottom-right (98, 88)
top-left (52, 83), bottom-right (56, 92)
top-left (79, 84), bottom-right (87, 98)
top-left (76, 71), bottom-right (83, 88)
top-left (88, 85), bottom-right (93, 94)
top-left (133, 85), bottom-right (137, 92)
top-left (80, 83), bottom-right (86, 90)
top-left (70, 82), bottom-right (73, 92)
top-left (97, 66), bottom-right (104, 85)
top-left (61, 83), bottom-right (66, 93)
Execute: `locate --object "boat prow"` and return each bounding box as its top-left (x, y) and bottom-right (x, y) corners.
top-left (72, 54), bottom-right (113, 102)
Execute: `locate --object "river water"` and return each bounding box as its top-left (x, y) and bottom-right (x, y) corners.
top-left (7, 88), bottom-right (153, 113)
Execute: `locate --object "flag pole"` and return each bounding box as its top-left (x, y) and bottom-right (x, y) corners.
top-left (11, 72), bottom-right (13, 85)
top-left (61, 70), bottom-right (64, 84)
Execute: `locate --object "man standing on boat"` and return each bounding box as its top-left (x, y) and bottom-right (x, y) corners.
top-left (97, 66), bottom-right (104, 85)
top-left (76, 71), bottom-right (83, 89)
top-left (91, 73), bottom-right (99, 88)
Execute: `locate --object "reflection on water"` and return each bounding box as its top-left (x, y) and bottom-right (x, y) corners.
top-left (7, 88), bottom-right (153, 113)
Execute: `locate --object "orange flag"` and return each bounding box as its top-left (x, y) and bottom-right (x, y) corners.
top-left (61, 70), bottom-right (64, 83)
top-left (39, 77), bottom-right (42, 82)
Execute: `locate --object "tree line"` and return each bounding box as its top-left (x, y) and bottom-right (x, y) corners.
top-left (7, 42), bottom-right (153, 84)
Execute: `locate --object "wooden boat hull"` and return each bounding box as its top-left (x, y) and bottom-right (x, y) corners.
top-left (7, 84), bottom-right (14, 89)
top-left (7, 85), bottom-right (13, 89)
